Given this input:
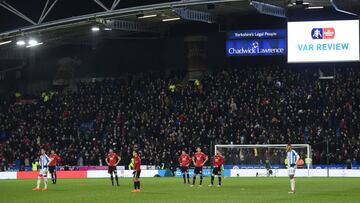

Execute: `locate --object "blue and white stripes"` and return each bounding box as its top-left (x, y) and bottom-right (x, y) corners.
top-left (287, 150), bottom-right (300, 167)
top-left (39, 154), bottom-right (50, 170)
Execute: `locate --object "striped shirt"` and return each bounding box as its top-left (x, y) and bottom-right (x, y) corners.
top-left (39, 154), bottom-right (51, 170)
top-left (287, 150), bottom-right (300, 167)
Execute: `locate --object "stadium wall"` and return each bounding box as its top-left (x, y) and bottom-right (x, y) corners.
top-left (1, 169), bottom-right (360, 180)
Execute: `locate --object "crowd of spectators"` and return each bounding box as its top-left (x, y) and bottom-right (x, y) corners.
top-left (0, 65), bottom-right (359, 171)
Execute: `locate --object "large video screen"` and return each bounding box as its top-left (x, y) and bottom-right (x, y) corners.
top-left (288, 20), bottom-right (359, 63)
top-left (226, 29), bottom-right (286, 56)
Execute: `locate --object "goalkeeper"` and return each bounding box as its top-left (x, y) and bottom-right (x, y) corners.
top-left (265, 159), bottom-right (273, 177)
top-left (256, 159), bottom-right (273, 177)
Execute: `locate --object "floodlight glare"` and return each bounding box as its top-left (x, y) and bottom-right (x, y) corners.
top-left (28, 39), bottom-right (38, 46)
top-left (91, 26), bottom-right (100, 32)
top-left (0, 40), bottom-right (12, 46)
top-left (26, 42), bottom-right (43, 48)
top-left (16, 40), bottom-right (26, 46)
top-left (138, 14), bottom-right (157, 19)
top-left (162, 17), bottom-right (181, 22)
top-left (306, 6), bottom-right (324, 9)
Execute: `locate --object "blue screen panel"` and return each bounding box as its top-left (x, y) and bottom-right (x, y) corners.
top-left (227, 29), bottom-right (286, 40)
top-left (226, 39), bottom-right (287, 56)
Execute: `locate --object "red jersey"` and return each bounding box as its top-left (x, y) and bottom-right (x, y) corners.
top-left (133, 156), bottom-right (141, 171)
top-left (179, 154), bottom-right (191, 167)
top-left (212, 155), bottom-right (224, 167)
top-left (193, 152), bottom-right (207, 167)
top-left (49, 154), bottom-right (61, 166)
top-left (107, 152), bottom-right (119, 166)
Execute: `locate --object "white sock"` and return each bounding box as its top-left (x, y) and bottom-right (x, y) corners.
top-left (290, 179), bottom-right (295, 191)
top-left (44, 177), bottom-right (48, 189)
top-left (36, 177), bottom-right (41, 188)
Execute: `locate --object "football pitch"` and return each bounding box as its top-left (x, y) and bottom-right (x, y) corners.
top-left (0, 177), bottom-right (359, 203)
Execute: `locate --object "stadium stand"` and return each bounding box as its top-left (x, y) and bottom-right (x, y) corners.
top-left (0, 65), bottom-right (359, 171)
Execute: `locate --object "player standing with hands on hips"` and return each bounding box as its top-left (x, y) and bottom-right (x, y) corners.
top-left (179, 150), bottom-right (192, 184)
top-left (33, 149), bottom-right (53, 191)
top-left (191, 147), bottom-right (208, 187)
top-left (105, 149), bottom-right (121, 186)
top-left (286, 144), bottom-right (300, 194)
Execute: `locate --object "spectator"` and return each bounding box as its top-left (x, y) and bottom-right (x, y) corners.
top-left (0, 66), bottom-right (359, 170)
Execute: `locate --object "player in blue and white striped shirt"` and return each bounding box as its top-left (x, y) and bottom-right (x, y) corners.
top-left (33, 149), bottom-right (53, 191)
top-left (286, 144), bottom-right (299, 194)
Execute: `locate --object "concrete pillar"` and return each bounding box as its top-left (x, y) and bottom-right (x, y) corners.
top-left (184, 36), bottom-right (208, 80)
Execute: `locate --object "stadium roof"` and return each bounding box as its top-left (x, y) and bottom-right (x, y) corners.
top-left (0, 0), bottom-right (334, 35)
top-left (0, 0), bottom-right (355, 52)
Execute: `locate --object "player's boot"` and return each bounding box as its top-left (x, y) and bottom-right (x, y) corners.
top-left (42, 188), bottom-right (47, 191)
top-left (217, 185), bottom-right (221, 187)
top-left (132, 189), bottom-right (138, 193)
top-left (208, 184), bottom-right (213, 187)
top-left (32, 188), bottom-right (40, 191)
top-left (288, 191), bottom-right (295, 194)
top-left (136, 189), bottom-right (141, 193)
top-left (190, 184), bottom-right (194, 187)
top-left (198, 185), bottom-right (203, 187)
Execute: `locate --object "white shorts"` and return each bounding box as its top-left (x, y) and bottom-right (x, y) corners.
top-left (39, 169), bottom-right (49, 177)
top-left (288, 167), bottom-right (296, 176)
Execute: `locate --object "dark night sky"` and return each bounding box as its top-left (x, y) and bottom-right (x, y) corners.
top-left (0, 0), bottom-right (179, 32)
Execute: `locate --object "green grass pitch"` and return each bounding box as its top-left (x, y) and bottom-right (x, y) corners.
top-left (0, 177), bottom-right (359, 203)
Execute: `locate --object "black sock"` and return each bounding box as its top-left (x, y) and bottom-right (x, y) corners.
top-left (135, 181), bottom-right (140, 189)
top-left (187, 174), bottom-right (190, 183)
top-left (183, 174), bottom-right (186, 183)
top-left (211, 176), bottom-right (214, 185)
top-left (54, 172), bottom-right (57, 183)
top-left (115, 175), bottom-right (119, 185)
top-left (192, 176), bottom-right (196, 185)
top-left (200, 175), bottom-right (203, 185)
top-left (134, 181), bottom-right (137, 189)
top-left (110, 175), bottom-right (114, 185)
top-left (218, 177), bottom-right (222, 185)
top-left (51, 173), bottom-right (54, 183)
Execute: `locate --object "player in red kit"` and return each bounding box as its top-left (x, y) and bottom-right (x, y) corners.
top-left (178, 150), bottom-right (191, 184)
top-left (105, 149), bottom-right (121, 186)
top-left (209, 150), bottom-right (224, 187)
top-left (132, 151), bottom-right (141, 193)
top-left (191, 147), bottom-right (208, 187)
top-left (49, 150), bottom-right (61, 184)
